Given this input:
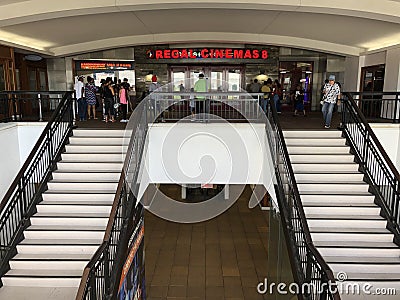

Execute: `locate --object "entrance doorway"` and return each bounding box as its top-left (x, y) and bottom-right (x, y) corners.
top-left (169, 65), bottom-right (244, 92)
top-left (360, 64), bottom-right (385, 118)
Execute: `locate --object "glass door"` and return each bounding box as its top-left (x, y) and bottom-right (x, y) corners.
top-left (209, 68), bottom-right (224, 92)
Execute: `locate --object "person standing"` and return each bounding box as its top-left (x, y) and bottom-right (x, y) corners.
top-left (322, 75), bottom-right (341, 129)
top-left (260, 80), bottom-right (271, 113)
top-left (103, 77), bottom-right (115, 123)
top-left (74, 76), bottom-right (86, 121)
top-left (85, 76), bottom-right (98, 119)
top-left (119, 82), bottom-right (129, 122)
top-left (293, 84), bottom-right (306, 116)
top-left (149, 75), bottom-right (162, 120)
top-left (194, 73), bottom-right (207, 114)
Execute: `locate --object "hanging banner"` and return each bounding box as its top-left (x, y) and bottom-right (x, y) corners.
top-left (75, 60), bottom-right (134, 71)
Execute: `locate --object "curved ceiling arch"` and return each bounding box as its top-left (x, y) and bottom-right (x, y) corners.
top-left (0, 1), bottom-right (399, 56)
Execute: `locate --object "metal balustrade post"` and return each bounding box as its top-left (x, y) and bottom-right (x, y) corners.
top-left (363, 129), bottom-right (369, 167)
top-left (395, 93), bottom-right (399, 123)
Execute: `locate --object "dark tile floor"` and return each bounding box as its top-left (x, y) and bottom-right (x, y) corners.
top-left (144, 186), bottom-right (269, 300)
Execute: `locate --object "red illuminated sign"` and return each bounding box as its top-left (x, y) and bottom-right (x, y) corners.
top-left (146, 48), bottom-right (268, 60)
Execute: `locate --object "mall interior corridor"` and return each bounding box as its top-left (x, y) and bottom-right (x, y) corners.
top-left (144, 186), bottom-right (269, 300)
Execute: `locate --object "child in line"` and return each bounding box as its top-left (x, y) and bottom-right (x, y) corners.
top-left (293, 84), bottom-right (306, 116)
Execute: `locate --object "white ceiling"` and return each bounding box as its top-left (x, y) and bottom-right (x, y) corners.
top-left (0, 0), bottom-right (399, 56)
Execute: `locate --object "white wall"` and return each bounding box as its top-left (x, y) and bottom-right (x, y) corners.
top-left (370, 124), bottom-right (400, 173)
top-left (138, 123), bottom-right (276, 203)
top-left (344, 56), bottom-right (360, 92)
top-left (0, 124), bottom-right (20, 200)
top-left (0, 123), bottom-right (46, 200)
top-left (383, 48), bottom-right (400, 92)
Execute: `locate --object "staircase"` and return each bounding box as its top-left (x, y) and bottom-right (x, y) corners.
top-left (284, 130), bottom-right (400, 299)
top-left (1, 129), bottom-right (127, 291)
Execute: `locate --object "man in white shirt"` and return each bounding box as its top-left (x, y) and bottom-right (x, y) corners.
top-left (74, 76), bottom-right (86, 121)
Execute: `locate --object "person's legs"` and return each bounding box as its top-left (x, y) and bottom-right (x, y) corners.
top-left (274, 94), bottom-right (280, 113)
top-left (262, 98), bottom-right (267, 113)
top-left (322, 101), bottom-right (329, 124)
top-left (322, 102), bottom-right (335, 127)
top-left (77, 98), bottom-right (85, 120)
top-left (87, 104), bottom-right (91, 119)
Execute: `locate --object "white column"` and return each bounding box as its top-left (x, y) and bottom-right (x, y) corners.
top-left (181, 185), bottom-right (186, 199)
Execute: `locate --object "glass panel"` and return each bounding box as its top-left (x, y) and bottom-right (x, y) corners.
top-left (15, 69), bottom-right (21, 90)
top-left (227, 69), bottom-right (241, 92)
top-left (172, 71), bottom-right (186, 92)
top-left (0, 64), bottom-right (5, 90)
top-left (39, 70), bottom-right (47, 91)
top-left (28, 69), bottom-right (36, 90)
top-left (210, 70), bottom-right (223, 91)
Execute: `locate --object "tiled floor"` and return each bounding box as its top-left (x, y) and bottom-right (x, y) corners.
top-left (144, 186), bottom-right (269, 300)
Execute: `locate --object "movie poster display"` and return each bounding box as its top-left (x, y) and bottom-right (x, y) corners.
top-left (118, 219), bottom-right (145, 300)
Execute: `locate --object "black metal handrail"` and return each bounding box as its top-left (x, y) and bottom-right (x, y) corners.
top-left (266, 99), bottom-right (340, 300)
top-left (0, 91), bottom-right (74, 277)
top-left (76, 102), bottom-right (148, 299)
top-left (344, 91), bottom-right (400, 123)
top-left (341, 93), bottom-right (400, 242)
top-left (0, 91), bottom-right (73, 122)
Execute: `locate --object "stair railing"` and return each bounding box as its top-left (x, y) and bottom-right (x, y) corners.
top-left (341, 93), bottom-right (400, 243)
top-left (266, 99), bottom-right (340, 300)
top-left (76, 100), bottom-right (148, 300)
top-left (0, 91), bottom-right (74, 278)
top-left (344, 91), bottom-right (400, 123)
top-left (0, 91), bottom-right (74, 123)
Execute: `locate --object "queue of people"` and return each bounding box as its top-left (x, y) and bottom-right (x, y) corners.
top-left (246, 78), bottom-right (283, 113)
top-left (74, 76), bottom-right (132, 123)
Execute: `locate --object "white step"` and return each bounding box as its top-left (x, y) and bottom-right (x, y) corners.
top-left (61, 153), bottom-right (125, 162)
top-left (295, 173), bottom-right (364, 183)
top-left (65, 144), bottom-right (128, 153)
top-left (27, 224), bottom-right (107, 231)
top-left (304, 206), bottom-right (381, 216)
top-left (47, 181), bottom-right (118, 191)
top-left (42, 193), bottom-right (115, 202)
top-left (307, 219), bottom-right (387, 228)
top-left (285, 138), bottom-right (346, 146)
top-left (9, 260), bottom-right (87, 270)
top-left (331, 263), bottom-right (400, 274)
top-left (283, 130), bottom-right (343, 138)
top-left (318, 247), bottom-right (400, 257)
top-left (290, 154), bottom-right (354, 163)
top-left (311, 232), bottom-right (393, 242)
top-left (56, 162), bottom-right (123, 171)
top-left (314, 240), bottom-right (397, 248)
top-left (16, 244), bottom-right (98, 255)
top-left (298, 183), bottom-right (369, 193)
top-left (20, 238), bottom-right (102, 245)
top-left (68, 137), bottom-right (129, 145)
top-left (292, 163), bottom-right (359, 173)
top-left (30, 216), bottom-right (108, 226)
top-left (325, 256), bottom-right (400, 264)
top-left (12, 253), bottom-right (93, 260)
top-left (287, 146), bottom-right (350, 154)
top-left (40, 199), bottom-right (114, 206)
top-left (73, 129), bottom-right (126, 137)
top-left (52, 171), bottom-right (120, 181)
top-left (24, 229), bottom-right (104, 240)
top-left (2, 275), bottom-right (81, 287)
top-left (36, 204), bottom-right (111, 214)
top-left (301, 195), bottom-right (375, 206)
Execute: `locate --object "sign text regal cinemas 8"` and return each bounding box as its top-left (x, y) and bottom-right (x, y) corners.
top-left (146, 48), bottom-right (269, 60)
